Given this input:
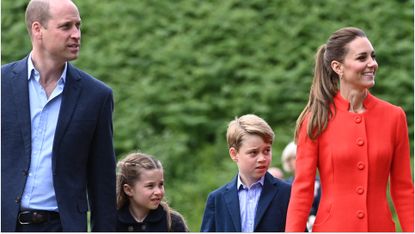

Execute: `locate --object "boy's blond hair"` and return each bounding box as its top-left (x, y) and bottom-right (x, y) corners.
top-left (226, 114), bottom-right (275, 151)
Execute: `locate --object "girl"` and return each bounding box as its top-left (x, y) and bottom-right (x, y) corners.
top-left (116, 152), bottom-right (189, 232)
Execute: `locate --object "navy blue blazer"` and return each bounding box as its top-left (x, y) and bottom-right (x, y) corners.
top-left (1, 57), bottom-right (117, 231)
top-left (200, 172), bottom-right (291, 232)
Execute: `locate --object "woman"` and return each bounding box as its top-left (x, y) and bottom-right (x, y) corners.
top-left (285, 27), bottom-right (414, 232)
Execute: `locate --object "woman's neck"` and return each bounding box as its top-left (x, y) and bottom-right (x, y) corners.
top-left (340, 89), bottom-right (367, 113)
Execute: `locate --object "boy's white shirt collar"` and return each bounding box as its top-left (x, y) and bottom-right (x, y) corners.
top-left (237, 173), bottom-right (265, 190)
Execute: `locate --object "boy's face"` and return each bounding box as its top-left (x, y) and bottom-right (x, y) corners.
top-left (230, 134), bottom-right (272, 186)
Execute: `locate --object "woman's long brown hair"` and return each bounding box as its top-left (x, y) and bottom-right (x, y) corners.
top-left (294, 27), bottom-right (367, 141)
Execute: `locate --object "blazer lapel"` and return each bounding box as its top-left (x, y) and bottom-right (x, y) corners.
top-left (254, 173), bottom-right (279, 230)
top-left (224, 176), bottom-right (242, 232)
top-left (52, 64), bottom-right (81, 171)
top-left (10, 58), bottom-right (32, 161)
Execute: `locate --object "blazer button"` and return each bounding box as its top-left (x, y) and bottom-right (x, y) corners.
top-left (356, 138), bottom-right (364, 146)
top-left (354, 116), bottom-right (362, 123)
top-left (15, 196), bottom-right (21, 203)
top-left (357, 162), bottom-right (365, 170)
top-left (356, 210), bottom-right (365, 219)
top-left (356, 186), bottom-right (364, 195)
top-left (128, 226), bottom-right (134, 231)
top-left (22, 170), bottom-right (28, 176)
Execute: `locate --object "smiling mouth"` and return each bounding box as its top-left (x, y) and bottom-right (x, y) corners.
top-left (363, 71), bottom-right (375, 76)
top-left (362, 72), bottom-right (375, 79)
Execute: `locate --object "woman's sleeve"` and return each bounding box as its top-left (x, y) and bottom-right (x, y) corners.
top-left (390, 108), bottom-right (414, 232)
top-left (285, 117), bottom-right (319, 232)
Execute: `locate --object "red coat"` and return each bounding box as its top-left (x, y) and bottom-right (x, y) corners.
top-left (286, 92), bottom-right (414, 232)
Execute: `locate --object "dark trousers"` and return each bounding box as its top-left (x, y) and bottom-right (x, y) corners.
top-left (16, 217), bottom-right (62, 232)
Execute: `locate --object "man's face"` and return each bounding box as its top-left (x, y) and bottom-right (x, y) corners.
top-left (40, 0), bottom-right (81, 63)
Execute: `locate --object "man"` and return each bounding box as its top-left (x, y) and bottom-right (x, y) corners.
top-left (1, 0), bottom-right (117, 231)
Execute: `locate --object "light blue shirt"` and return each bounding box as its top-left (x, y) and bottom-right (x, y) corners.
top-left (20, 54), bottom-right (66, 212)
top-left (237, 175), bottom-right (264, 232)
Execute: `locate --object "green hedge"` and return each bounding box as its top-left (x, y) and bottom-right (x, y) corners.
top-left (2, 0), bottom-right (413, 231)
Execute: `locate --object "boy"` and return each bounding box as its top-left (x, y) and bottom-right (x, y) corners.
top-left (200, 114), bottom-right (291, 232)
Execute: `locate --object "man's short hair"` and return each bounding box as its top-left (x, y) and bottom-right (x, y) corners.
top-left (25, 0), bottom-right (51, 36)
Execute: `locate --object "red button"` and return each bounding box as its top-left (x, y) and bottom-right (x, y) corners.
top-left (356, 210), bottom-right (365, 219)
top-left (357, 162), bottom-right (365, 170)
top-left (356, 138), bottom-right (364, 146)
top-left (354, 116), bottom-right (362, 123)
top-left (356, 186), bottom-right (364, 195)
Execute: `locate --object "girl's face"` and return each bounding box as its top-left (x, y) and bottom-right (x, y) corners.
top-left (124, 169), bottom-right (164, 212)
top-left (230, 134), bottom-right (272, 187)
top-left (335, 37), bottom-right (378, 93)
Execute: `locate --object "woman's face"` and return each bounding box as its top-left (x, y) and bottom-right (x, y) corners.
top-left (336, 37), bottom-right (378, 92)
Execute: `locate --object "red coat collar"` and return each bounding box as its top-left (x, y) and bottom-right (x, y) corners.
top-left (333, 91), bottom-right (376, 112)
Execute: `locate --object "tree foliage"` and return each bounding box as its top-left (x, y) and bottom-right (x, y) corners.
top-left (2, 0), bottom-right (413, 231)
